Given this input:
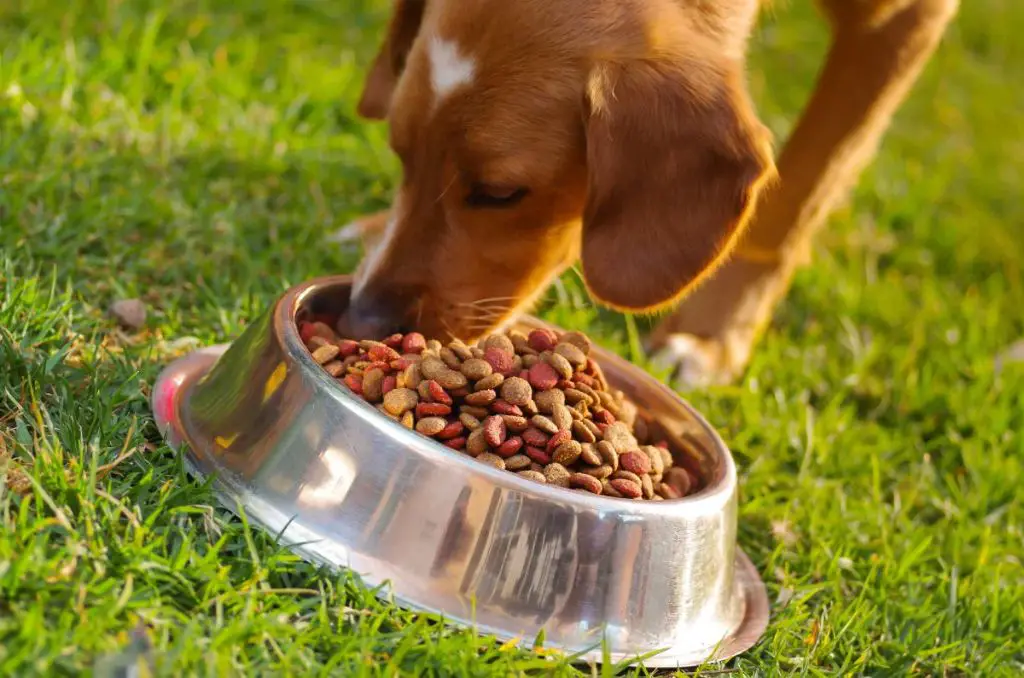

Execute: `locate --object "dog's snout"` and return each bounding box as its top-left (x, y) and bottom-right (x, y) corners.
top-left (344, 289), bottom-right (409, 339)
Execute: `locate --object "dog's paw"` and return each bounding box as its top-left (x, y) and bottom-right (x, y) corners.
top-left (649, 332), bottom-right (749, 389)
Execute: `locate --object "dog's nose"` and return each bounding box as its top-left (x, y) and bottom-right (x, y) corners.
top-left (343, 290), bottom-right (408, 339)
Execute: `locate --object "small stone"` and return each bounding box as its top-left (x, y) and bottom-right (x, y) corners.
top-left (109, 299), bottom-right (147, 330)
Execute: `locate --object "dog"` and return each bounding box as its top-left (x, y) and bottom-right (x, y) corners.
top-left (336, 0), bottom-right (958, 386)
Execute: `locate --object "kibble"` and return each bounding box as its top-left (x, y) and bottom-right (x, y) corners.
top-left (298, 320), bottom-right (699, 500)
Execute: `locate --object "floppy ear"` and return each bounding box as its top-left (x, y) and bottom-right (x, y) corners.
top-left (357, 0), bottom-right (426, 120)
top-left (580, 58), bottom-right (774, 312)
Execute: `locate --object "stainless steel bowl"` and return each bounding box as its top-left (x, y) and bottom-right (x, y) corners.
top-left (152, 275), bottom-right (768, 668)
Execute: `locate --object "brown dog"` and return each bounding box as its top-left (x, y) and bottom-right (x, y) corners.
top-left (336, 0), bottom-right (958, 385)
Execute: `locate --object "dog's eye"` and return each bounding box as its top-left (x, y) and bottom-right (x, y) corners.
top-left (465, 184), bottom-right (529, 208)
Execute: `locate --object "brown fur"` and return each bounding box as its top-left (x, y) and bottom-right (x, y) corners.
top-left (344, 0), bottom-right (958, 372)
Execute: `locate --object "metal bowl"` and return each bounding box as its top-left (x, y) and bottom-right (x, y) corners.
top-left (151, 275), bottom-right (767, 668)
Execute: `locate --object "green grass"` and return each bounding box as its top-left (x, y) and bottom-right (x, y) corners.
top-left (2, 0), bottom-right (1023, 674)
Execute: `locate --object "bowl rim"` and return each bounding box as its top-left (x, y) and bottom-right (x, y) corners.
top-left (280, 274), bottom-right (737, 516)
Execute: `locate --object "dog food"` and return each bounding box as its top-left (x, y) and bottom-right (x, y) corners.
top-left (298, 321), bottom-right (698, 500)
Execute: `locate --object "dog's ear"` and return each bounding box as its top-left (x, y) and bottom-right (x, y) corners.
top-left (358, 0), bottom-right (426, 120)
top-left (580, 57), bottom-right (774, 312)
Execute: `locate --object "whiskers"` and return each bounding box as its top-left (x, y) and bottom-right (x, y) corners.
top-left (449, 296), bottom-right (520, 339)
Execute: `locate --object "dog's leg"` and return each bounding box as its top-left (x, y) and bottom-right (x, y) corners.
top-left (650, 0), bottom-right (959, 386)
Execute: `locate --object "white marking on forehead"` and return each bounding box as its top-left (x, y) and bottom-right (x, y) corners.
top-left (352, 193), bottom-right (404, 299)
top-left (427, 36), bottom-right (476, 106)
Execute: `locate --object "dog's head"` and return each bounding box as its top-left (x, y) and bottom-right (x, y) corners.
top-left (347, 0), bottom-right (773, 340)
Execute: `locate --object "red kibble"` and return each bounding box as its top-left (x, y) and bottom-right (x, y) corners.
top-left (484, 347), bottom-right (515, 376)
top-left (491, 400), bottom-right (523, 416)
top-left (496, 436), bottom-right (524, 458)
top-left (556, 380), bottom-right (575, 390)
top-left (482, 415), bottom-right (507, 447)
top-left (522, 427), bottom-right (549, 448)
top-left (448, 386), bottom-right (471, 398)
top-left (391, 358), bottom-right (416, 370)
top-left (402, 332), bottom-right (427, 354)
top-left (382, 333), bottom-right (404, 349)
top-left (369, 344), bottom-right (402, 363)
top-left (525, 446), bottom-right (552, 465)
top-left (569, 473), bottom-right (602, 495)
top-left (575, 373), bottom-right (595, 387)
top-left (416, 402), bottom-right (452, 417)
top-left (527, 362), bottom-right (559, 391)
top-left (343, 374), bottom-right (363, 395)
top-left (610, 478), bottom-right (642, 499)
top-left (655, 440), bottom-right (669, 449)
top-left (527, 329), bottom-right (558, 353)
top-left (298, 322), bottom-right (317, 344)
top-left (437, 420), bottom-right (466, 440)
top-left (312, 313), bottom-right (335, 327)
top-left (427, 380), bottom-right (453, 405)
top-left (620, 451), bottom-right (652, 475)
top-left (366, 361), bottom-right (391, 373)
top-left (593, 409), bottom-right (616, 425)
top-left (381, 375), bottom-right (397, 395)
top-left (338, 339), bottom-right (361, 357)
top-left (546, 429), bottom-right (571, 454)
top-left (443, 437), bottom-right (467, 450)
top-left (596, 423), bottom-right (609, 435)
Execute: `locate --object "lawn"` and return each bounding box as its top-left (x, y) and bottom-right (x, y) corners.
top-left (1, 0), bottom-right (1022, 675)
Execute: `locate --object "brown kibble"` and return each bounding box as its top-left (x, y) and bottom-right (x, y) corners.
top-left (436, 369), bottom-right (468, 390)
top-left (466, 428), bottom-right (489, 456)
top-left (554, 342), bottom-right (587, 368)
top-left (602, 480), bottom-right (624, 498)
top-left (483, 333), bottom-right (515, 355)
top-left (543, 463), bottom-right (572, 487)
top-left (553, 440), bottom-right (583, 466)
top-left (110, 298), bottom-right (148, 330)
top-left (564, 388), bottom-right (593, 407)
top-left (323, 361), bottom-right (345, 377)
top-left (582, 464), bottom-right (614, 480)
top-left (544, 351), bottom-right (574, 380)
top-left (602, 422), bottom-right (638, 454)
top-left (517, 470), bottom-right (547, 484)
top-left (460, 405), bottom-right (490, 419)
top-left (530, 415), bottom-right (559, 435)
top-left (383, 388), bottom-right (418, 415)
top-left (363, 368), bottom-right (385, 402)
top-left (500, 415), bottom-right (529, 432)
top-left (573, 419), bottom-right (598, 446)
top-left (311, 344), bottom-right (340, 365)
top-left (611, 470), bottom-right (642, 485)
top-left (580, 443), bottom-right (602, 466)
top-left (401, 363), bottom-right (422, 389)
top-left (505, 454), bottom-right (532, 471)
top-left (610, 478), bottom-right (642, 499)
top-left (659, 447), bottom-right (674, 470)
top-left (550, 404), bottom-right (573, 432)
top-left (474, 373), bottom-right (504, 391)
top-left (477, 453), bottom-right (506, 470)
top-left (448, 339), bottom-right (474, 361)
top-left (459, 413), bottom-right (482, 430)
top-left (464, 389), bottom-right (497, 406)
top-left (500, 377), bottom-right (533, 407)
top-left (482, 415), bottom-right (507, 447)
top-left (570, 473), bottom-right (603, 494)
top-left (633, 417), bottom-right (649, 443)
top-left (641, 473), bottom-right (654, 499)
top-left (561, 331), bottom-right (592, 355)
top-left (461, 358), bottom-right (493, 381)
top-left (440, 346), bottom-right (462, 369)
top-left (416, 416), bottom-right (448, 436)
top-left (657, 482), bottom-right (681, 500)
top-left (420, 356), bottom-right (448, 381)
top-left (534, 388), bottom-right (565, 413)
top-left (642, 445), bottom-right (665, 478)
top-left (400, 411), bottom-right (415, 429)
